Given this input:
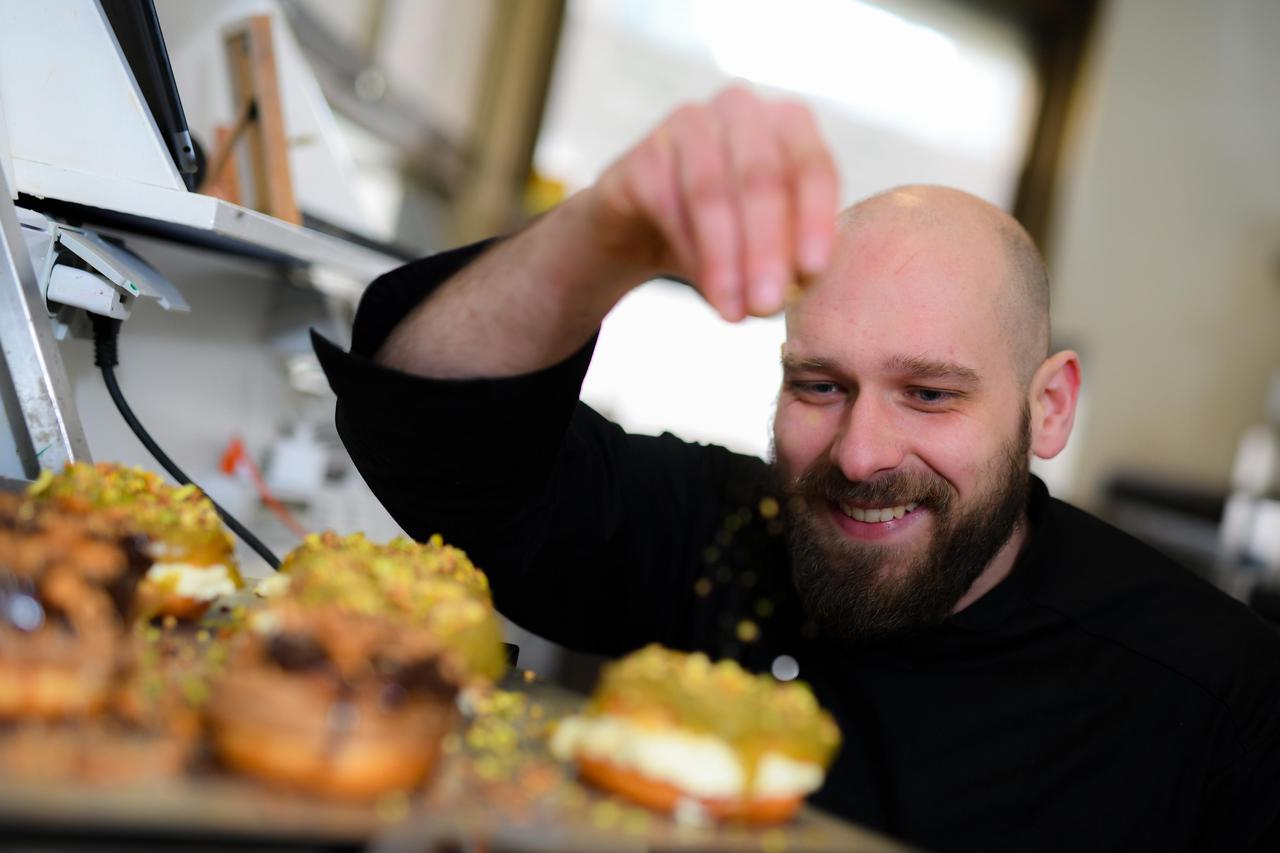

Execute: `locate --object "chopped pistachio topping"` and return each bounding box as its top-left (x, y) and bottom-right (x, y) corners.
top-left (271, 531), bottom-right (505, 683)
top-left (281, 531), bottom-right (491, 601)
top-left (28, 462), bottom-right (238, 577)
top-left (589, 644), bottom-right (841, 768)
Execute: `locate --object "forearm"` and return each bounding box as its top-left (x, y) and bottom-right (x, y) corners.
top-left (375, 191), bottom-right (646, 380)
top-left (377, 88), bottom-right (837, 380)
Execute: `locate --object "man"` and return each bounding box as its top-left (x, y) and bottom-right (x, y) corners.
top-left (314, 88), bottom-right (1280, 850)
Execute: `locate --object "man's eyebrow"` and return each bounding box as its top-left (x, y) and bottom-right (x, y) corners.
top-left (883, 354), bottom-right (980, 385)
top-left (780, 353), bottom-right (980, 386)
top-left (780, 355), bottom-right (838, 373)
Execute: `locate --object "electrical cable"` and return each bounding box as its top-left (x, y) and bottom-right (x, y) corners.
top-left (90, 314), bottom-right (281, 570)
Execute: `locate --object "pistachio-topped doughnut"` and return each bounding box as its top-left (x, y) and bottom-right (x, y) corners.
top-left (0, 493), bottom-right (150, 718)
top-left (27, 463), bottom-right (240, 617)
top-left (0, 493), bottom-right (225, 784)
top-left (280, 530), bottom-right (493, 603)
top-left (209, 530), bottom-right (505, 798)
top-left (271, 531), bottom-right (503, 682)
top-left (552, 644), bottom-right (841, 824)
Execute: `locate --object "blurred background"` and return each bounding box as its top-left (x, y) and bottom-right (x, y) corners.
top-left (3, 0), bottom-right (1278, 678)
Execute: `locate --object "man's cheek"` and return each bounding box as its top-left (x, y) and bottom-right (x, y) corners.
top-left (912, 436), bottom-right (988, 501)
top-left (775, 405), bottom-right (839, 469)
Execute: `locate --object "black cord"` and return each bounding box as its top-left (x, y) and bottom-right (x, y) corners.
top-left (91, 314), bottom-right (281, 570)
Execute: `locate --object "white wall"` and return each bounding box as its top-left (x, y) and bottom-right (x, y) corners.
top-left (1048, 0), bottom-right (1280, 506)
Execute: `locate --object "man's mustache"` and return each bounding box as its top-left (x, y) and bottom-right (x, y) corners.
top-left (788, 464), bottom-right (955, 513)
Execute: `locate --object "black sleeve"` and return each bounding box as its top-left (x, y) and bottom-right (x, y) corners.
top-left (313, 243), bottom-right (791, 659)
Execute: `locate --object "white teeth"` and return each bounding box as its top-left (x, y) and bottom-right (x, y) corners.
top-left (839, 501), bottom-right (921, 523)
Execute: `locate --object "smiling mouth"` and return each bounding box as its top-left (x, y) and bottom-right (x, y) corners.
top-left (836, 500), bottom-right (921, 524)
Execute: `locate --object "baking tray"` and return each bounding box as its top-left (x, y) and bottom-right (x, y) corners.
top-left (0, 672), bottom-right (905, 852)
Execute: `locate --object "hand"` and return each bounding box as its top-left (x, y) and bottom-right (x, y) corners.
top-left (586, 86), bottom-right (839, 321)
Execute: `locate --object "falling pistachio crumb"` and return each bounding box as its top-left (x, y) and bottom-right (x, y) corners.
top-left (374, 790), bottom-right (410, 823)
top-left (762, 828), bottom-right (789, 853)
top-left (590, 799), bottom-right (622, 828)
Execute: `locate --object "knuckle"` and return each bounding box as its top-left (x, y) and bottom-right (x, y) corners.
top-left (631, 135), bottom-right (666, 172)
top-left (775, 98), bottom-right (812, 120)
top-left (618, 158), bottom-right (654, 202)
top-left (799, 156), bottom-right (838, 185)
top-left (715, 83), bottom-right (755, 110)
top-left (739, 162), bottom-right (784, 197)
top-left (668, 103), bottom-right (709, 134)
top-left (775, 98), bottom-right (817, 129)
top-left (688, 177), bottom-right (730, 213)
top-left (648, 181), bottom-right (681, 224)
top-left (684, 163), bottom-right (731, 209)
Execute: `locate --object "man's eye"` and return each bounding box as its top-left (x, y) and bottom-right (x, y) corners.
top-left (789, 381), bottom-right (841, 398)
top-left (910, 388), bottom-right (955, 405)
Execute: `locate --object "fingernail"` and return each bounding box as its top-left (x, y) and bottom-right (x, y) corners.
top-left (756, 268), bottom-right (787, 313)
top-left (800, 237), bottom-right (829, 274)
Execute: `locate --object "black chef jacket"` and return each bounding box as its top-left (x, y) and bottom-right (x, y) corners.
top-left (313, 241), bottom-right (1280, 852)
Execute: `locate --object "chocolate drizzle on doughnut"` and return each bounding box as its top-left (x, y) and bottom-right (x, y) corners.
top-left (106, 535), bottom-right (152, 620)
top-left (261, 629), bottom-right (459, 709)
top-left (0, 495), bottom-right (152, 631)
top-left (381, 656), bottom-right (457, 699)
top-left (266, 632), bottom-right (331, 673)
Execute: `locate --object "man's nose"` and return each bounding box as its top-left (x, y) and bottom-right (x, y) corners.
top-left (829, 394), bottom-right (906, 482)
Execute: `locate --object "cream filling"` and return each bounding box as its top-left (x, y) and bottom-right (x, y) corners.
top-left (144, 562), bottom-right (237, 601)
top-left (248, 609), bottom-right (282, 634)
top-left (838, 500), bottom-right (919, 523)
top-left (253, 573), bottom-right (291, 599)
top-left (550, 713), bottom-right (824, 800)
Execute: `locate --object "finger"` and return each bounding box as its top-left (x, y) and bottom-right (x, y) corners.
top-left (715, 87), bottom-right (790, 316)
top-left (620, 128), bottom-right (698, 275)
top-left (669, 105), bottom-right (744, 322)
top-left (772, 100), bottom-right (839, 276)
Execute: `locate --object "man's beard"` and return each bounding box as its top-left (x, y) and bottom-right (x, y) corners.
top-left (776, 408), bottom-right (1031, 648)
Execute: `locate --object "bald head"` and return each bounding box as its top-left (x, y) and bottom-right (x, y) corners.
top-left (835, 185), bottom-right (1050, 386)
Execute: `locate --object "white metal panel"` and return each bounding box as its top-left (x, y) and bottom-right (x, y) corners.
top-left (0, 0), bottom-right (185, 192)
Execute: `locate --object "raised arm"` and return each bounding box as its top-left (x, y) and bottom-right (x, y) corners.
top-left (375, 86), bottom-right (840, 380)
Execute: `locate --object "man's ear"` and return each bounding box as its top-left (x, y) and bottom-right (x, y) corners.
top-left (1028, 350), bottom-right (1081, 460)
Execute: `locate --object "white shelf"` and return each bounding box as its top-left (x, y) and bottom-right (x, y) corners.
top-left (16, 160), bottom-right (403, 288)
